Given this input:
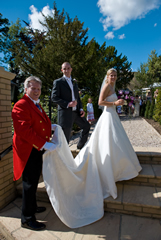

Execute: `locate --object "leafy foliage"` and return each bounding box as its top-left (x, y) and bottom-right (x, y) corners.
top-left (1, 3), bottom-right (133, 103)
top-left (144, 100), bottom-right (151, 119)
top-left (148, 99), bottom-right (155, 119)
top-left (140, 102), bottom-right (146, 117)
top-left (153, 88), bottom-right (161, 123)
top-left (81, 94), bottom-right (92, 117)
top-left (0, 13), bottom-right (10, 61)
top-left (135, 50), bottom-right (161, 91)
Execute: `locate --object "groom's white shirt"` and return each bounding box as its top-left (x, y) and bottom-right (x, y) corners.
top-left (64, 75), bottom-right (76, 111)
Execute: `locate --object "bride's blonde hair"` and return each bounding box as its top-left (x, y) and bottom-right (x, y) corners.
top-left (105, 68), bottom-right (117, 83)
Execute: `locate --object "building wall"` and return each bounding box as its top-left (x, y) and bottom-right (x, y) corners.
top-left (0, 67), bottom-right (18, 210)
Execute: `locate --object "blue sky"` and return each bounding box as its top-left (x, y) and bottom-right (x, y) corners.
top-left (1, 0), bottom-right (161, 71)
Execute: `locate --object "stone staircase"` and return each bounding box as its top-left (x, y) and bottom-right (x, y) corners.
top-left (16, 149), bottom-right (161, 220)
top-left (103, 150), bottom-right (161, 219)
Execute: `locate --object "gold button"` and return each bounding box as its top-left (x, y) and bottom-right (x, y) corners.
top-left (40, 121), bottom-right (42, 123)
top-left (46, 136), bottom-right (48, 139)
top-left (43, 129), bottom-right (45, 131)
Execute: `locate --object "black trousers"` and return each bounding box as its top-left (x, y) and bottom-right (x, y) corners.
top-left (21, 147), bottom-right (44, 224)
top-left (62, 111), bottom-right (90, 148)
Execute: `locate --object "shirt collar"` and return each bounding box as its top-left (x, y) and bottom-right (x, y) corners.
top-left (26, 94), bottom-right (40, 105)
top-left (63, 75), bottom-right (71, 81)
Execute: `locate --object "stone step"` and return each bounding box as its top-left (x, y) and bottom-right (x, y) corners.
top-left (123, 163), bottom-right (161, 187)
top-left (16, 163), bottom-right (161, 200)
top-left (70, 147), bottom-right (161, 165)
top-left (104, 183), bottom-right (161, 219)
top-left (16, 178), bottom-right (161, 220)
top-left (136, 150), bottom-right (161, 165)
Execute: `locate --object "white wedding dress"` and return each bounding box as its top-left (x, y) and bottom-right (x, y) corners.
top-left (43, 93), bottom-right (142, 228)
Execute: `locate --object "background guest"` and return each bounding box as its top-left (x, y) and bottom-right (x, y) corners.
top-left (146, 91), bottom-right (152, 103)
top-left (139, 96), bottom-right (143, 115)
top-left (154, 89), bottom-right (159, 103)
top-left (87, 98), bottom-right (95, 124)
top-left (133, 95), bottom-right (140, 117)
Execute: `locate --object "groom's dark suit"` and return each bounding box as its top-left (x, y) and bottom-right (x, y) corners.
top-left (51, 76), bottom-right (90, 149)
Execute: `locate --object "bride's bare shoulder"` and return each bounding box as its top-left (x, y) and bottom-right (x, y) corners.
top-left (102, 83), bottom-right (111, 94)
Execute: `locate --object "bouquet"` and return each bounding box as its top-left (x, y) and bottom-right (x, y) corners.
top-left (117, 90), bottom-right (134, 107)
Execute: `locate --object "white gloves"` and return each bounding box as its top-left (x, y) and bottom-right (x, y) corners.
top-left (51, 124), bottom-right (57, 131)
top-left (43, 142), bottom-right (57, 152)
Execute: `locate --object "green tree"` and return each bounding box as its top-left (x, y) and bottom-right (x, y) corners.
top-left (148, 99), bottom-right (155, 119)
top-left (2, 4), bottom-right (90, 96)
top-left (80, 44), bottom-right (134, 117)
top-left (153, 88), bottom-right (161, 123)
top-left (0, 13), bottom-right (10, 62)
top-left (2, 19), bottom-right (29, 101)
top-left (144, 100), bottom-right (151, 119)
top-left (135, 50), bottom-right (161, 91)
top-left (103, 46), bottom-right (134, 91)
top-left (140, 102), bottom-right (146, 117)
top-left (135, 63), bottom-right (149, 89)
top-left (2, 3), bottom-right (133, 103)
top-left (147, 50), bottom-right (161, 85)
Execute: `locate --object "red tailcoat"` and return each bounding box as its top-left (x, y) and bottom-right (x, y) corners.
top-left (12, 94), bottom-right (51, 181)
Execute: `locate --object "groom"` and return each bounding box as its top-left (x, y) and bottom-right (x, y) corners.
top-left (51, 62), bottom-right (90, 149)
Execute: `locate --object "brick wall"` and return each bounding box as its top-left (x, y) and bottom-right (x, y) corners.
top-left (0, 67), bottom-right (17, 210)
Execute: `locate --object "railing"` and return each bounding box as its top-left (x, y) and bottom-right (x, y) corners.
top-left (0, 145), bottom-right (12, 161)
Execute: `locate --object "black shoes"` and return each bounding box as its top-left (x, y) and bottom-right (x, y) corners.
top-left (21, 207), bottom-right (46, 230)
top-left (36, 206), bottom-right (46, 213)
top-left (21, 220), bottom-right (46, 231)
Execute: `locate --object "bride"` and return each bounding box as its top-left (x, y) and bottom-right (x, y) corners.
top-left (43, 68), bottom-right (142, 228)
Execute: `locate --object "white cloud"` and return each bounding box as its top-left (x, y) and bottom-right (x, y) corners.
top-left (154, 23), bottom-right (157, 27)
top-left (97, 0), bottom-right (161, 31)
top-left (105, 31), bottom-right (115, 39)
top-left (28, 5), bottom-right (55, 31)
top-left (118, 34), bottom-right (125, 39)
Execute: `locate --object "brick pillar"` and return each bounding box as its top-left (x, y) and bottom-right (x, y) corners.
top-left (0, 67), bottom-right (16, 210)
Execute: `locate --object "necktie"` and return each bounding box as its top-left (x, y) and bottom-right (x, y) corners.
top-left (36, 103), bottom-right (42, 112)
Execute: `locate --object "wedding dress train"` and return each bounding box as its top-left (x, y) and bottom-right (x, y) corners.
top-left (42, 126), bottom-right (104, 228)
top-left (43, 93), bottom-right (142, 228)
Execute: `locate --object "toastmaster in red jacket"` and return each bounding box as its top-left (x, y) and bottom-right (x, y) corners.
top-left (12, 76), bottom-right (57, 231)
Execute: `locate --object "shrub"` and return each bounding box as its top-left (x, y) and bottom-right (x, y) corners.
top-left (81, 94), bottom-right (92, 117)
top-left (148, 98), bottom-right (155, 119)
top-left (144, 100), bottom-right (151, 118)
top-left (140, 102), bottom-right (146, 117)
top-left (153, 87), bottom-right (161, 123)
top-left (72, 123), bottom-right (80, 132)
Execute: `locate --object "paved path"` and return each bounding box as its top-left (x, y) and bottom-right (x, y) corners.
top-left (1, 116), bottom-right (161, 240)
top-left (0, 198), bottom-right (161, 240)
top-left (69, 116), bottom-right (161, 149)
top-left (120, 116), bottom-right (161, 147)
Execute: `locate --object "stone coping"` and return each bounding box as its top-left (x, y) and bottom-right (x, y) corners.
top-left (0, 67), bottom-right (16, 80)
top-left (70, 145), bottom-right (161, 156)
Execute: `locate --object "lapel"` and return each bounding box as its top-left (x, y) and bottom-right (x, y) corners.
top-left (61, 77), bottom-right (77, 100)
top-left (23, 95), bottom-right (48, 122)
top-left (61, 77), bottom-right (71, 90)
top-left (71, 78), bottom-right (77, 96)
